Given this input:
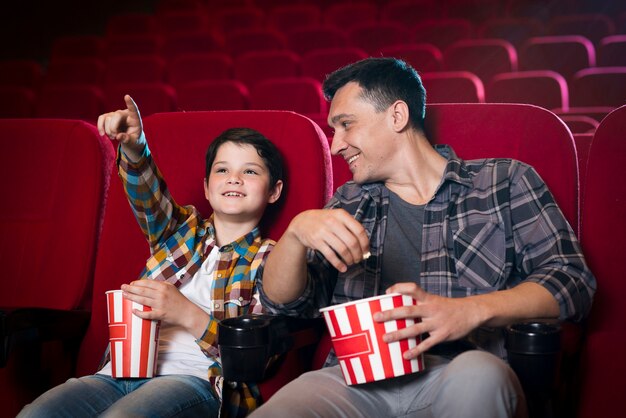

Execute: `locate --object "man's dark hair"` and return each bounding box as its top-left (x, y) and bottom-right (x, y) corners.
top-left (322, 57), bottom-right (427, 131)
top-left (205, 128), bottom-right (284, 189)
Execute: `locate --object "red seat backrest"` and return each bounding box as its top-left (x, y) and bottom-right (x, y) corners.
top-left (76, 110), bottom-right (333, 376)
top-left (486, 70), bottom-right (569, 110)
top-left (0, 119), bottom-right (115, 310)
top-left (577, 105), bottom-right (626, 418)
top-left (424, 103), bottom-right (579, 235)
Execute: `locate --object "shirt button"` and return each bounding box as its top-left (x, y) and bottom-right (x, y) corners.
top-left (214, 303), bottom-right (220, 309)
top-left (217, 273), bottom-right (222, 278)
top-left (238, 296), bottom-right (244, 302)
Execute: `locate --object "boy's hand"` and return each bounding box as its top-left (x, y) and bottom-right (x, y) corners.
top-left (97, 95), bottom-right (145, 156)
top-left (121, 280), bottom-right (210, 339)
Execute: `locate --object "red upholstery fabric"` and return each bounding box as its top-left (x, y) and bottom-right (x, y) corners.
top-left (75, 111), bottom-right (333, 405)
top-left (547, 13), bottom-right (615, 45)
top-left (411, 18), bottom-right (474, 50)
top-left (287, 26), bottom-right (350, 56)
top-left (44, 58), bottom-right (105, 86)
top-left (570, 67), bottom-right (626, 108)
top-left (160, 31), bottom-right (224, 60)
top-left (301, 47), bottom-right (368, 85)
top-left (225, 28), bottom-right (287, 57)
top-left (347, 22), bottom-right (412, 55)
top-left (424, 103), bottom-right (579, 234)
top-left (0, 119), bottom-right (114, 416)
top-left (323, 2), bottom-right (378, 30)
top-left (380, 0), bottom-right (439, 26)
top-left (478, 17), bottom-right (544, 48)
top-left (486, 70), bottom-right (569, 110)
top-left (0, 86), bottom-right (36, 118)
top-left (35, 85), bottom-right (105, 122)
top-left (0, 59), bottom-right (43, 89)
top-left (578, 105), bottom-right (626, 417)
top-left (519, 35), bottom-right (596, 80)
top-left (267, 4), bottom-right (321, 33)
top-left (597, 35), bottom-right (626, 67)
top-left (421, 71), bottom-right (485, 103)
top-left (104, 83), bottom-right (177, 117)
top-left (380, 43), bottom-right (443, 72)
top-left (250, 77), bottom-right (328, 117)
top-left (443, 39), bottom-right (518, 84)
top-left (168, 52), bottom-right (234, 87)
top-left (561, 116), bottom-right (598, 134)
top-left (234, 50), bottom-right (301, 89)
top-left (0, 119), bottom-right (114, 310)
top-left (176, 80), bottom-right (250, 111)
top-left (105, 55), bottom-right (167, 85)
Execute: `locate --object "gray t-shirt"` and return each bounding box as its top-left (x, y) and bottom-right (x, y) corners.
top-left (380, 189), bottom-right (426, 293)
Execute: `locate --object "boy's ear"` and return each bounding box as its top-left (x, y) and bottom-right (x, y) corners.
top-left (203, 177), bottom-right (210, 200)
top-left (268, 180), bottom-right (283, 204)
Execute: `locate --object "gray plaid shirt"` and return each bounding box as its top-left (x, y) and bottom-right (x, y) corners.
top-left (258, 145), bottom-right (596, 358)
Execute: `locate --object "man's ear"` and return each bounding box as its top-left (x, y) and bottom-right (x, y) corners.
top-left (268, 180), bottom-right (284, 204)
top-left (389, 100), bottom-right (410, 132)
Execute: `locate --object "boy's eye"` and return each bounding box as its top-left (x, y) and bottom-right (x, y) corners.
top-left (215, 168), bottom-right (227, 173)
top-left (244, 169), bottom-right (258, 175)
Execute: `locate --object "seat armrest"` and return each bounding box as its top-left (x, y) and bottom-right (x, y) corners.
top-left (1, 308), bottom-right (90, 367)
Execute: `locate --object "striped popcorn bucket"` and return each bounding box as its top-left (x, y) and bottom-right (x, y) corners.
top-left (105, 290), bottom-right (160, 378)
top-left (320, 293), bottom-right (424, 385)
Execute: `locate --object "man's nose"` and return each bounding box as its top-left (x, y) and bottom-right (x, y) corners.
top-left (330, 133), bottom-right (347, 156)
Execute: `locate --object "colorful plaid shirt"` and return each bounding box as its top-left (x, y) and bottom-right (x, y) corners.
top-left (117, 143), bottom-right (274, 417)
top-left (258, 145), bottom-right (596, 360)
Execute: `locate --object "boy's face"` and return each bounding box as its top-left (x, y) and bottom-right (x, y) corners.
top-left (204, 142), bottom-right (282, 223)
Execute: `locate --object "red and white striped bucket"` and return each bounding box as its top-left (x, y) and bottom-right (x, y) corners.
top-left (106, 290), bottom-right (160, 378)
top-left (320, 293), bottom-right (424, 385)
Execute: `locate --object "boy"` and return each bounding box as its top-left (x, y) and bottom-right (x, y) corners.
top-left (20, 95), bottom-right (284, 417)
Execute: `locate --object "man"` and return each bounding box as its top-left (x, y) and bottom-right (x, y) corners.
top-left (251, 58), bottom-right (595, 417)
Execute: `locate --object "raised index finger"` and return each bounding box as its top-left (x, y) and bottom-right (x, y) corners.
top-left (124, 94), bottom-right (140, 119)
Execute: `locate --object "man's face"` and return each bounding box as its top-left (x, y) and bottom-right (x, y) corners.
top-left (328, 82), bottom-right (397, 185)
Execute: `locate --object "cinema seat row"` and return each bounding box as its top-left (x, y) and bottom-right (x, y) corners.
top-left (1, 103), bottom-right (624, 417)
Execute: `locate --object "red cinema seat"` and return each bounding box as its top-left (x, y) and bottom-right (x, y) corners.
top-left (105, 12), bottom-right (158, 36)
top-left (105, 34), bottom-right (163, 57)
top-left (168, 52), bottom-right (234, 87)
top-left (35, 84), bottom-right (105, 122)
top-left (211, 6), bottom-right (266, 36)
top-left (0, 86), bottom-right (36, 118)
top-left (225, 28), bottom-right (288, 57)
top-left (156, 10), bottom-right (208, 35)
top-left (301, 47), bottom-right (369, 85)
top-left (267, 4), bottom-right (321, 33)
top-left (577, 105), bottom-right (626, 418)
top-left (287, 26), bottom-right (349, 56)
top-left (323, 2), bottom-right (378, 30)
top-left (560, 115), bottom-right (599, 134)
top-left (49, 35), bottom-right (106, 60)
top-left (547, 13), bottom-right (615, 45)
top-left (478, 17), bottom-right (544, 48)
top-left (74, 110), bottom-right (333, 404)
top-left (412, 18), bottom-right (474, 51)
top-left (44, 58), bottom-right (105, 86)
top-left (486, 70), bottom-right (569, 111)
top-left (421, 71), bottom-right (485, 103)
top-left (348, 22), bottom-right (411, 55)
top-left (250, 77), bottom-right (328, 118)
top-left (176, 79), bottom-right (250, 111)
top-left (380, 0), bottom-right (440, 26)
top-left (443, 39), bottom-right (518, 85)
top-left (597, 35), bottom-right (626, 67)
top-left (234, 50), bottom-right (301, 89)
top-left (424, 103), bottom-right (579, 234)
top-left (569, 67), bottom-right (626, 108)
top-left (0, 59), bottom-right (43, 89)
top-left (380, 43), bottom-right (443, 72)
top-left (104, 55), bottom-right (167, 85)
top-left (104, 83), bottom-right (177, 117)
top-left (0, 119), bottom-right (115, 417)
top-left (160, 31), bottom-right (224, 60)
top-left (519, 36), bottom-right (596, 80)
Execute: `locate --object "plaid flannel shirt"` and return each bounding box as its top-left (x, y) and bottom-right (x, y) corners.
top-left (258, 145), bottom-right (596, 361)
top-left (117, 142), bottom-right (274, 417)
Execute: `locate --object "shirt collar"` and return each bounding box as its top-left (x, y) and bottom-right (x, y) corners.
top-left (434, 144), bottom-right (473, 189)
top-left (204, 214), bottom-right (261, 261)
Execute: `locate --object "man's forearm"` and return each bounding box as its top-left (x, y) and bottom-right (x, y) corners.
top-left (262, 232), bottom-right (310, 304)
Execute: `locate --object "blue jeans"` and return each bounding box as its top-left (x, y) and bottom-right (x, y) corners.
top-left (18, 374), bottom-right (219, 418)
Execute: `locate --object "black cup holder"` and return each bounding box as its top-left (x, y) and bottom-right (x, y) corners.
top-left (218, 314), bottom-right (293, 382)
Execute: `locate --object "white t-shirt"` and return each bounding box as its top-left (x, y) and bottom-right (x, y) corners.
top-left (99, 246), bottom-right (220, 381)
